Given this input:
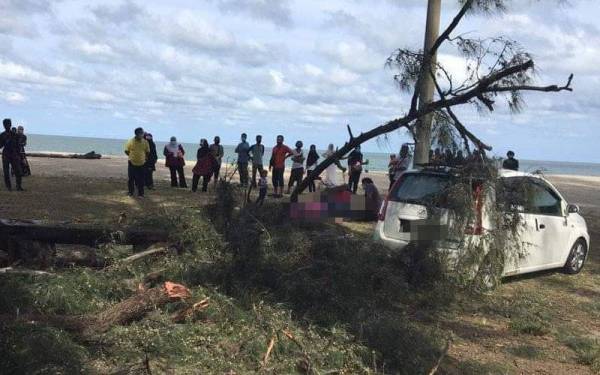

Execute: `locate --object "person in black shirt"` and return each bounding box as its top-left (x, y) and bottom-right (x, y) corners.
top-left (16, 126), bottom-right (31, 176)
top-left (502, 150), bottom-right (519, 171)
top-left (0, 119), bottom-right (23, 191)
top-left (347, 146), bottom-right (367, 194)
top-left (306, 144), bottom-right (320, 192)
top-left (144, 133), bottom-right (158, 189)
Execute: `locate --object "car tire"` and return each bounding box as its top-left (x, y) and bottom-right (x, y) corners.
top-left (563, 239), bottom-right (587, 274)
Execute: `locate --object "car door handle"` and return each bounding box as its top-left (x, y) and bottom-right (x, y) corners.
top-left (539, 223), bottom-right (545, 229)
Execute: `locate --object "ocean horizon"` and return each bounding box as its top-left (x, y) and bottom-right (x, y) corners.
top-left (23, 133), bottom-right (600, 177)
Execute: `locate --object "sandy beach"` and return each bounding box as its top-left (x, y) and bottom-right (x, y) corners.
top-left (1, 156), bottom-right (598, 237)
top-left (18, 155), bottom-right (600, 207)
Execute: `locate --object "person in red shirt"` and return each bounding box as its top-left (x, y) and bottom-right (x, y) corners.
top-left (269, 135), bottom-right (292, 198)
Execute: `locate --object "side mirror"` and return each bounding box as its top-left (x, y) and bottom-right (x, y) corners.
top-left (567, 204), bottom-right (580, 214)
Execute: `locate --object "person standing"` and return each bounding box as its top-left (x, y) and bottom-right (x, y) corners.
top-left (235, 133), bottom-right (250, 187)
top-left (269, 135), bottom-right (292, 198)
top-left (387, 154), bottom-right (397, 190)
top-left (209, 136), bottom-right (224, 186)
top-left (163, 136), bottom-right (187, 188)
top-left (192, 139), bottom-right (217, 192)
top-left (321, 143), bottom-right (346, 188)
top-left (393, 144), bottom-right (411, 185)
top-left (124, 127), bottom-right (150, 197)
top-left (0, 119), bottom-right (23, 191)
top-left (347, 145), bottom-right (366, 194)
top-left (503, 150), bottom-right (519, 171)
top-left (144, 133), bottom-right (158, 189)
top-left (249, 135), bottom-right (265, 188)
top-left (306, 144), bottom-right (320, 193)
top-left (362, 177), bottom-right (382, 221)
top-left (16, 126), bottom-right (30, 177)
top-left (287, 141), bottom-right (305, 194)
top-left (256, 169), bottom-right (268, 206)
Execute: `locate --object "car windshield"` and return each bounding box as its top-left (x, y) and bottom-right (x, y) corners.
top-left (391, 173), bottom-right (452, 206)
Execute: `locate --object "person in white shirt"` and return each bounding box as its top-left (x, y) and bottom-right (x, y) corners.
top-left (249, 135), bottom-right (265, 188)
top-left (286, 141), bottom-right (305, 194)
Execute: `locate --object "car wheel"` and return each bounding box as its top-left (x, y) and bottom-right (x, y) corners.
top-left (563, 239), bottom-right (587, 274)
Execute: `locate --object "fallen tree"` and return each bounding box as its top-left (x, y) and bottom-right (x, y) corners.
top-left (0, 282), bottom-right (192, 339)
top-left (0, 219), bottom-right (169, 246)
top-left (291, 0), bottom-right (573, 201)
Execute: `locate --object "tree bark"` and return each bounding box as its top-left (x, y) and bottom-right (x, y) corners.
top-left (1, 282), bottom-right (191, 338)
top-left (0, 219), bottom-right (169, 246)
top-left (414, 0), bottom-right (442, 165)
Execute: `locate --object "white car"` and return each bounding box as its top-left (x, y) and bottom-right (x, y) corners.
top-left (374, 168), bottom-right (590, 278)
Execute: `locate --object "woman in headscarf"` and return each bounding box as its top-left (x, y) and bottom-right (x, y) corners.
top-left (163, 136), bottom-right (187, 188)
top-left (321, 144), bottom-right (346, 188)
top-left (143, 133), bottom-right (158, 189)
top-left (16, 126), bottom-right (31, 176)
top-left (192, 139), bottom-right (217, 192)
top-left (305, 144), bottom-right (320, 192)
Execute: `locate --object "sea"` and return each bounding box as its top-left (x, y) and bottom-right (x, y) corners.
top-left (24, 133), bottom-right (600, 177)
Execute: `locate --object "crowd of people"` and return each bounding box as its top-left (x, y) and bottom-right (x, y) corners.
top-left (0, 120), bottom-right (520, 207)
top-left (0, 119), bottom-right (31, 192)
top-left (122, 128), bottom-right (376, 202)
top-left (121, 128), bottom-right (521, 205)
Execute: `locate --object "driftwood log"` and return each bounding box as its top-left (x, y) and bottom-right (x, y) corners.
top-left (0, 219), bottom-right (169, 246)
top-left (26, 151), bottom-right (102, 159)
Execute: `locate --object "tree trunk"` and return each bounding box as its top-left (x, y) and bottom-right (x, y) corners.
top-left (0, 219), bottom-right (169, 246)
top-left (1, 282), bottom-right (191, 338)
top-left (413, 0), bottom-right (442, 165)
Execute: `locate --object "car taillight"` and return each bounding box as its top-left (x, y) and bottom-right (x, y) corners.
top-left (378, 197), bottom-right (389, 221)
top-left (465, 183), bottom-right (484, 235)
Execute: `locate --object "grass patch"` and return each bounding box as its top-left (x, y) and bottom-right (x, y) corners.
top-left (506, 344), bottom-right (543, 359)
top-left (559, 334), bottom-right (600, 372)
top-left (509, 316), bottom-right (550, 336)
top-left (477, 290), bottom-right (553, 336)
top-left (456, 359), bottom-right (513, 374)
top-left (0, 323), bottom-right (88, 374)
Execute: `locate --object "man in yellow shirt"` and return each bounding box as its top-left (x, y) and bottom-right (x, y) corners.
top-left (124, 127), bottom-right (150, 197)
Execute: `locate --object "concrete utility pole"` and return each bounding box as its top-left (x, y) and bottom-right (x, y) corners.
top-left (413, 0), bottom-right (442, 165)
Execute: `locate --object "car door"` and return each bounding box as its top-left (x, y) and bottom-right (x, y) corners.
top-left (518, 178), bottom-right (571, 272)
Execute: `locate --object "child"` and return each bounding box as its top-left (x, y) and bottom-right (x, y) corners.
top-left (256, 169), bottom-right (268, 206)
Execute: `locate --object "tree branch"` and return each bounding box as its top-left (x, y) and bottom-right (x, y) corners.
top-left (430, 0), bottom-right (474, 54)
top-left (485, 73), bottom-right (574, 93)
top-left (291, 59), bottom-right (570, 201)
top-left (430, 67), bottom-right (490, 152)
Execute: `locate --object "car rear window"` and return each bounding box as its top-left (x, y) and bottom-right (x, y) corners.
top-left (390, 173), bottom-right (452, 206)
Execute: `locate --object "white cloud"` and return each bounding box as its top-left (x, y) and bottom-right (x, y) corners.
top-left (1, 0), bottom-right (598, 161)
top-left (1, 91), bottom-right (27, 104)
top-left (319, 40), bottom-right (385, 74)
top-left (214, 0), bottom-right (293, 27)
top-left (0, 60), bottom-right (72, 86)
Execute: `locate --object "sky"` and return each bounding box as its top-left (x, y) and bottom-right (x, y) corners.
top-left (0, 0), bottom-right (598, 162)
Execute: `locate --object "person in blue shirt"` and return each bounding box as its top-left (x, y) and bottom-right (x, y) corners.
top-left (235, 133), bottom-right (250, 187)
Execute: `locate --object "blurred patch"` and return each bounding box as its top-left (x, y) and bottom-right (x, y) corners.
top-left (290, 186), bottom-right (374, 221)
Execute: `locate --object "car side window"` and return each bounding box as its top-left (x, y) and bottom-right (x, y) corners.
top-left (524, 179), bottom-right (562, 216)
top-left (497, 177), bottom-right (527, 213)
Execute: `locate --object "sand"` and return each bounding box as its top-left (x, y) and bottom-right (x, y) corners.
top-left (21, 156), bottom-right (600, 207)
top-left (2, 156), bottom-right (598, 240)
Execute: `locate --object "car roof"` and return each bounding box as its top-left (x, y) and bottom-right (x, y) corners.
top-left (409, 167), bottom-right (545, 180)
